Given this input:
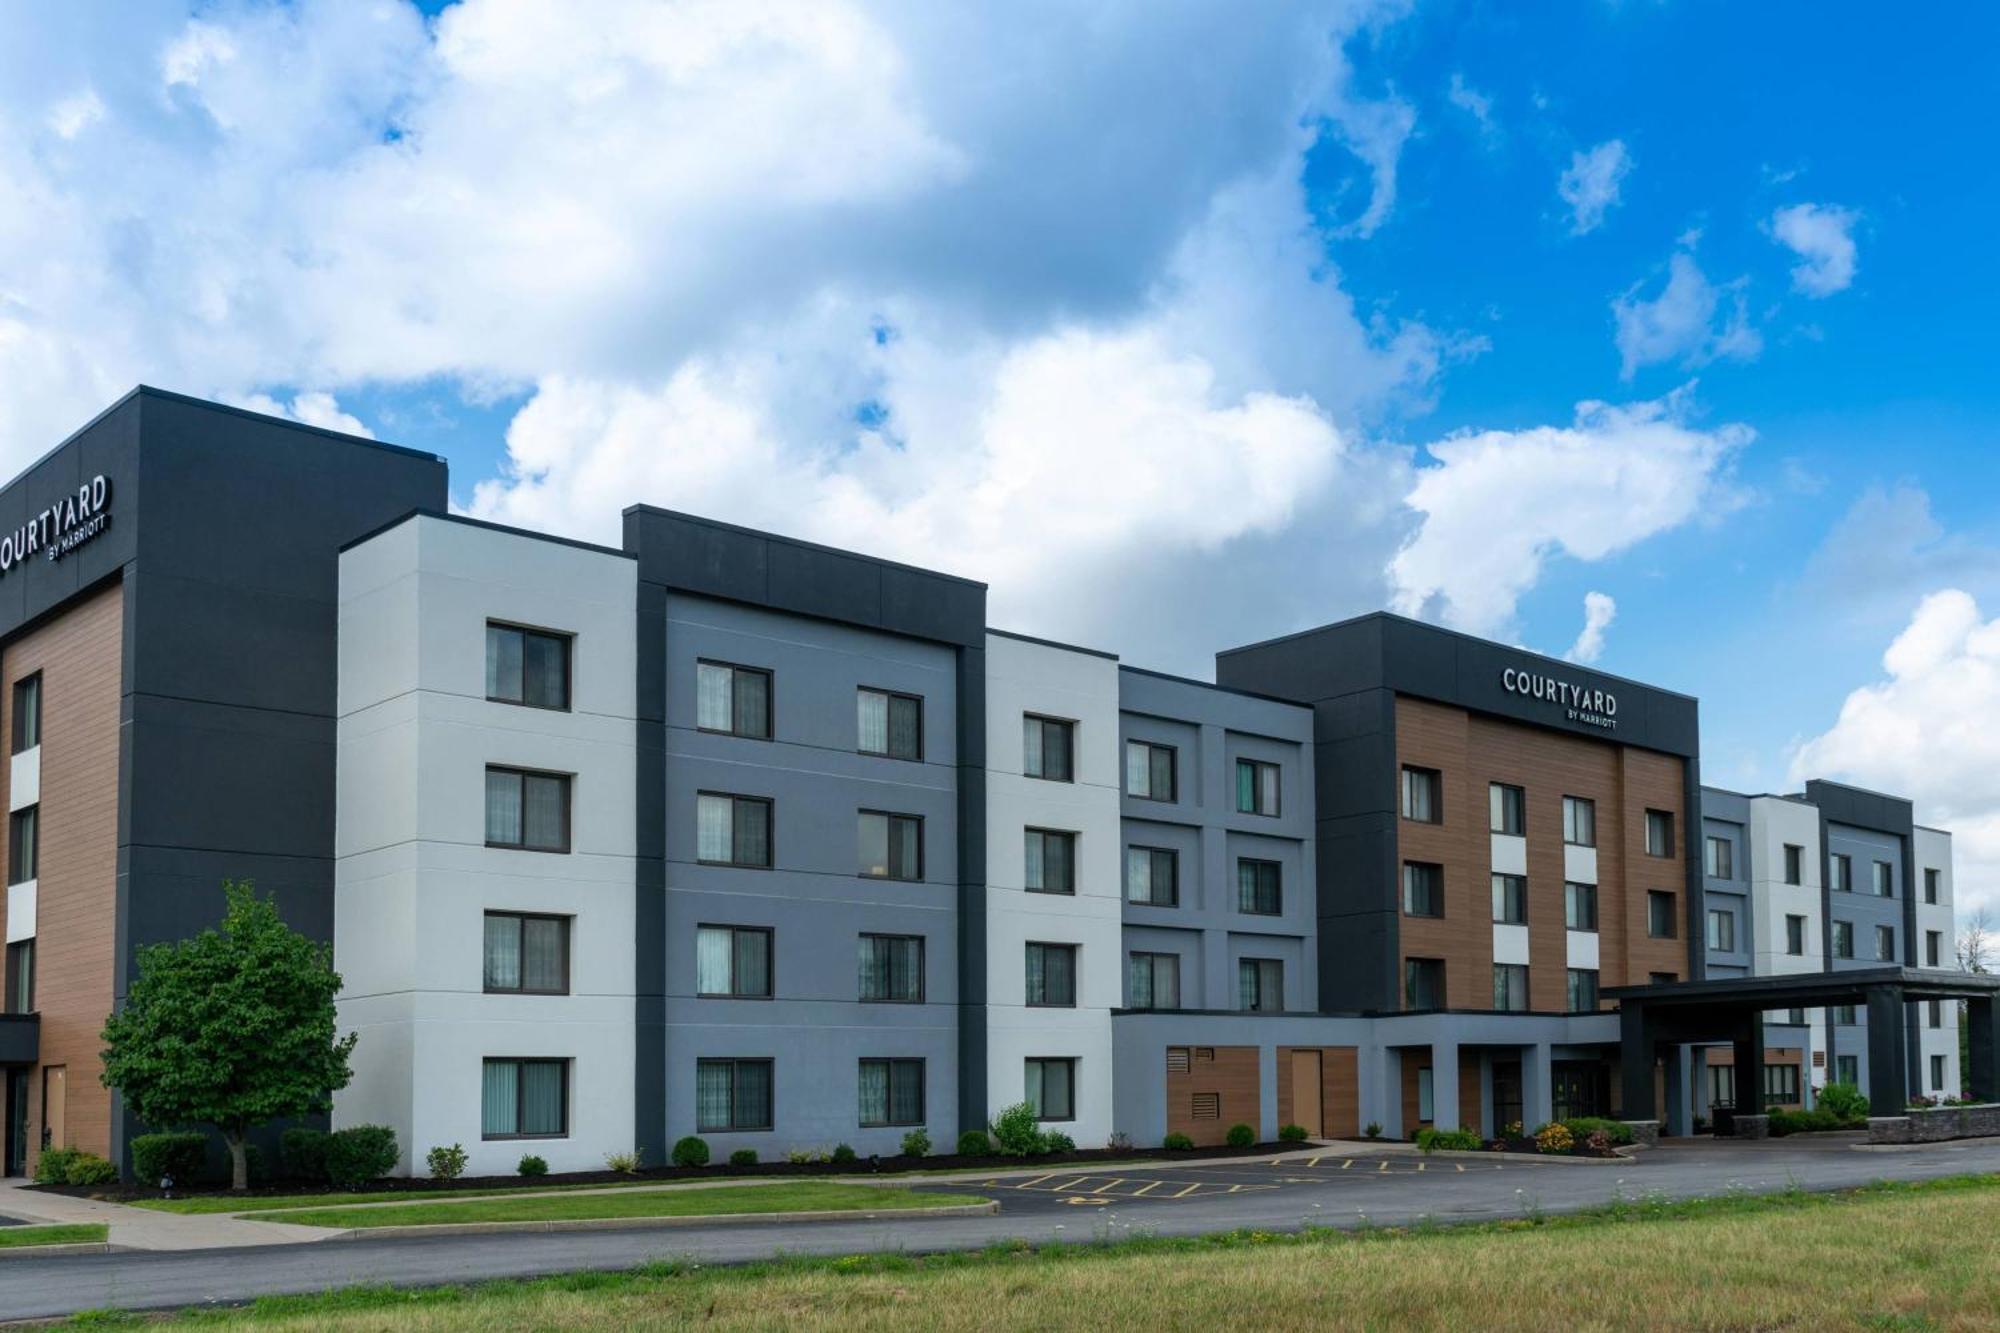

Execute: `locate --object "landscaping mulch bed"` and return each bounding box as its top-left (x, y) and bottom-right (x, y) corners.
top-left (1479, 1137), bottom-right (1621, 1158)
top-left (30, 1140), bottom-right (1298, 1204)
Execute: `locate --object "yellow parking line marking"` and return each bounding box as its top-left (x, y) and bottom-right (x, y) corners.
top-left (1307, 1155), bottom-right (1323, 1166)
top-left (1133, 1180), bottom-right (1164, 1196)
top-left (1378, 1160), bottom-right (1390, 1172)
top-left (1172, 1182), bottom-right (1203, 1198)
top-left (1455, 1164), bottom-right (1465, 1173)
top-left (1417, 1162), bottom-right (1427, 1172)
top-left (1100, 1178), bottom-right (1134, 1193)
top-left (1016, 1174), bottom-right (1057, 1188)
top-left (1050, 1177), bottom-right (1090, 1192)
top-left (1341, 1158), bottom-right (1354, 1170)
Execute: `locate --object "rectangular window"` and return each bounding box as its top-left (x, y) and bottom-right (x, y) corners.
top-left (1126, 741), bottom-right (1177, 801)
top-left (696, 925), bottom-right (773, 998)
top-left (1650, 972), bottom-right (1679, 985)
top-left (1835, 1004), bottom-right (1857, 1026)
top-left (1128, 951), bottom-right (1181, 1010)
top-left (4, 939), bottom-right (31, 1014)
top-left (482, 912), bottom-right (570, 994)
top-left (1836, 1055), bottom-right (1858, 1085)
top-left (696, 793), bottom-right (772, 867)
top-left (1125, 846), bottom-right (1179, 907)
top-left (1833, 921), bottom-right (1854, 959)
top-left (857, 933), bottom-right (924, 1003)
top-left (1564, 881), bottom-right (1598, 932)
top-left (1562, 796), bottom-right (1596, 848)
top-left (1417, 1067), bottom-right (1435, 1123)
top-left (1786, 914), bottom-right (1806, 956)
top-left (1932, 1054), bottom-right (1947, 1092)
top-left (1784, 844), bottom-right (1804, 886)
top-left (6, 807), bottom-right (34, 885)
top-left (1403, 957), bottom-right (1445, 1010)
top-left (1784, 1007), bottom-right (1807, 1026)
top-left (485, 624), bottom-right (571, 711)
top-left (10, 674), bottom-right (39, 753)
top-left (1401, 861), bottom-right (1442, 918)
top-left (1235, 758), bottom-right (1281, 816)
top-left (857, 688), bottom-right (922, 761)
top-left (858, 811), bottom-right (923, 881)
top-left (1924, 868), bottom-right (1939, 905)
top-left (1492, 963), bottom-right (1528, 1012)
top-left (1645, 809), bottom-right (1675, 857)
top-left (481, 1058), bottom-right (568, 1139)
top-left (1926, 930), bottom-right (1942, 968)
top-left (1762, 1064), bottom-right (1800, 1104)
top-left (1022, 715), bottom-right (1074, 782)
top-left (1489, 782), bottom-right (1525, 836)
top-left (1238, 858), bottom-right (1283, 915)
top-left (1831, 853), bottom-right (1852, 893)
top-left (1647, 890), bottom-right (1677, 939)
top-left (858, 1058), bottom-right (925, 1128)
top-left (1566, 968), bottom-right (1600, 1013)
top-left (695, 660), bottom-right (772, 739)
top-left (1871, 860), bottom-right (1893, 897)
top-left (1238, 958), bottom-right (1283, 1012)
top-left (1928, 999), bottom-right (1943, 1030)
top-left (1706, 1065), bottom-right (1736, 1111)
top-left (1024, 829), bottom-right (1077, 895)
top-left (696, 1058), bottom-right (773, 1132)
top-left (1025, 942), bottom-right (1077, 1007)
top-left (1401, 766), bottom-right (1441, 823)
top-left (484, 768), bottom-right (570, 853)
top-left (1491, 874), bottom-right (1527, 925)
top-left (1706, 909), bottom-right (1736, 953)
top-left (1025, 1057), bottom-right (1076, 1121)
top-left (1875, 924), bottom-right (1895, 962)
top-left (1705, 836), bottom-right (1734, 880)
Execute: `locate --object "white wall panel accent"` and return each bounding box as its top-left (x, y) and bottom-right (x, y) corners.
top-left (1749, 796), bottom-right (1822, 977)
top-left (1492, 923), bottom-right (1530, 967)
top-left (1566, 929), bottom-right (1599, 970)
top-left (1490, 833), bottom-right (1526, 877)
top-left (1562, 844), bottom-right (1597, 885)
top-left (4, 881), bottom-right (32, 943)
top-left (8, 747), bottom-right (36, 812)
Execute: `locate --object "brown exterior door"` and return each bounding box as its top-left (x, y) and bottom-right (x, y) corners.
top-left (41, 1066), bottom-right (64, 1150)
top-left (1289, 1049), bottom-right (1323, 1136)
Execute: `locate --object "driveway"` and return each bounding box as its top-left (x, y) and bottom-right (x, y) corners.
top-left (4, 1136), bottom-right (1998, 1322)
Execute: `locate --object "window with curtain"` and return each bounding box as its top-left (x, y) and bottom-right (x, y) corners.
top-left (1566, 968), bottom-right (1600, 1012)
top-left (481, 1058), bottom-right (567, 1139)
top-left (695, 661), bottom-right (772, 739)
top-left (1239, 859), bottom-right (1282, 915)
top-left (858, 1058), bottom-right (925, 1127)
top-left (1125, 846), bottom-right (1178, 906)
top-left (1564, 882), bottom-right (1598, 931)
top-left (1872, 860), bottom-right (1893, 897)
top-left (6, 806), bottom-right (34, 884)
top-left (1024, 828), bottom-right (1076, 894)
top-left (484, 768), bottom-right (570, 852)
top-left (1403, 958), bottom-right (1444, 1010)
top-left (1489, 782), bottom-right (1525, 835)
top-left (1875, 924), bottom-right (1895, 961)
top-left (696, 925), bottom-right (772, 998)
top-left (1785, 844), bottom-right (1804, 885)
top-left (1025, 1057), bottom-right (1075, 1120)
top-left (10, 674), bottom-right (39, 753)
top-left (1400, 766), bottom-right (1441, 823)
top-left (1492, 963), bottom-right (1528, 1012)
top-left (696, 1058), bottom-right (773, 1132)
top-left (1492, 874), bottom-right (1526, 925)
top-left (1025, 942), bottom-right (1077, 1007)
top-left (1128, 952), bottom-right (1180, 1010)
top-left (1705, 836), bottom-right (1734, 880)
top-left (1022, 715), bottom-right (1074, 781)
top-left (696, 793), bottom-right (772, 867)
top-left (1762, 1064), bottom-right (1800, 1103)
top-left (1400, 861), bottom-right (1441, 918)
top-left (857, 688), bottom-right (922, 760)
top-left (1235, 758), bottom-right (1280, 815)
top-left (858, 934), bottom-right (924, 1002)
top-left (483, 913), bottom-right (570, 994)
top-left (1832, 920), bottom-right (1854, 958)
top-left (1237, 958), bottom-right (1282, 1012)
top-left (1126, 740), bottom-right (1177, 801)
top-left (1648, 891), bottom-right (1677, 938)
top-left (1645, 809), bottom-right (1674, 857)
top-left (1562, 796), bottom-right (1596, 847)
top-left (485, 624), bottom-right (571, 710)
top-left (4, 939), bottom-right (31, 1014)
top-left (858, 811), bottom-right (923, 880)
top-left (1706, 908), bottom-right (1736, 952)
top-left (1786, 914), bottom-right (1806, 955)
top-left (1831, 854), bottom-right (1852, 892)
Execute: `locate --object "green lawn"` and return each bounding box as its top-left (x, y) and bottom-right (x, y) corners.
top-left (0, 1223), bottom-right (107, 1248)
top-left (254, 1182), bottom-right (979, 1229)
top-left (132, 1178), bottom-right (660, 1214)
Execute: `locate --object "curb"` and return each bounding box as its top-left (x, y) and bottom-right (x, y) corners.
top-left (1853, 1135), bottom-right (2000, 1153)
top-left (1395, 1148), bottom-right (1634, 1167)
top-left (0, 1242), bottom-right (116, 1258)
top-left (311, 1199), bottom-right (1000, 1240)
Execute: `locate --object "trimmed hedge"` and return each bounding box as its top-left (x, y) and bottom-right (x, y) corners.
top-left (1560, 1117), bottom-right (1634, 1146)
top-left (956, 1129), bottom-right (992, 1156)
top-left (1414, 1127), bottom-right (1481, 1153)
top-left (671, 1136), bottom-right (710, 1168)
top-left (1225, 1123), bottom-right (1255, 1148)
top-left (132, 1132), bottom-right (208, 1185)
top-left (324, 1125), bottom-right (399, 1187)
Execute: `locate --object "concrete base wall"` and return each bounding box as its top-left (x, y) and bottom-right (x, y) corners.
top-left (1869, 1104), bottom-right (2000, 1145)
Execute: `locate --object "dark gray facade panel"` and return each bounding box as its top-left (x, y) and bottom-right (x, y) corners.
top-left (954, 642), bottom-right (986, 1131)
top-left (633, 578), bottom-right (669, 1164)
top-left (0, 393), bottom-right (141, 638)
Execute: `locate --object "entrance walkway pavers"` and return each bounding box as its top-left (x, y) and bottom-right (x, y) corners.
top-left (0, 1178), bottom-right (331, 1250)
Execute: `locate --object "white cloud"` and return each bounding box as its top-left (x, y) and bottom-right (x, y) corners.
top-left (1612, 248), bottom-right (1763, 379)
top-left (1789, 590), bottom-right (2000, 918)
top-left (230, 390), bottom-right (374, 438)
top-left (1321, 86), bottom-right (1417, 240)
top-left (1446, 72), bottom-right (1497, 144)
top-left (1770, 202), bottom-right (1859, 297)
top-left (1798, 483), bottom-right (2000, 627)
top-left (46, 88), bottom-right (106, 139)
top-left (1566, 591), bottom-right (1616, 663)
top-left (1388, 387), bottom-right (1751, 636)
top-left (1557, 139), bottom-right (1631, 235)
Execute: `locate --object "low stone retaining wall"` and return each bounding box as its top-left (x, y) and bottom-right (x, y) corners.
top-left (1732, 1114), bottom-right (1770, 1140)
top-left (1620, 1120), bottom-right (1661, 1148)
top-left (1868, 1104), bottom-right (2000, 1145)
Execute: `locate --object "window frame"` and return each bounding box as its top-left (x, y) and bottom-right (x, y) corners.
top-left (1126, 739), bottom-right (1179, 802)
top-left (1127, 950), bottom-right (1181, 1010)
top-left (1024, 941), bottom-right (1078, 1008)
top-left (1874, 924), bottom-right (1896, 962)
top-left (1644, 809), bottom-right (1675, 858)
top-left (1932, 1053), bottom-right (1948, 1092)
top-left (1832, 920), bottom-right (1855, 959)
top-left (1125, 845), bottom-right (1179, 907)
top-left (1871, 860), bottom-right (1893, 898)
top-left (695, 659), bottom-right (774, 740)
top-left (1565, 967), bottom-right (1600, 1013)
top-left (1561, 795), bottom-right (1597, 848)
top-left (1238, 957), bottom-right (1284, 1013)
top-left (1235, 758), bottom-right (1281, 817)
top-left (484, 766), bottom-right (573, 854)
top-left (1564, 881), bottom-right (1599, 932)
top-left (1926, 930), bottom-right (1942, 969)
top-left (1401, 861), bottom-right (1443, 919)
top-left (1022, 713), bottom-right (1076, 782)
top-left (1024, 827), bottom-right (1078, 895)
top-left (1491, 873), bottom-right (1527, 925)
top-left (1025, 1056), bottom-right (1077, 1122)
top-left (1705, 907), bottom-right (1736, 953)
top-left (482, 911), bottom-right (572, 996)
top-left (696, 1057), bottom-right (775, 1133)
top-left (1402, 957), bottom-right (1445, 1011)
top-left (1705, 835), bottom-right (1734, 880)
top-left (1785, 913), bottom-right (1806, 956)
top-left (695, 923), bottom-right (775, 999)
top-left (858, 809), bottom-right (924, 881)
top-left (1836, 1054), bottom-right (1858, 1085)
top-left (858, 1057), bottom-right (925, 1128)
top-left (857, 932), bottom-right (925, 1004)
top-left (1647, 890), bottom-right (1677, 939)
top-left (485, 621), bottom-right (573, 712)
top-left (10, 673), bottom-right (40, 754)
top-left (695, 791), bottom-right (774, 869)
top-left (1492, 962), bottom-right (1529, 1012)
top-left (1489, 782), bottom-right (1525, 836)
top-left (1923, 868), bottom-right (1940, 905)
top-left (857, 686), bottom-right (923, 762)
top-left (1831, 853), bottom-right (1853, 893)
top-left (1761, 1063), bottom-right (1800, 1104)
top-left (1400, 765), bottom-right (1442, 824)
top-left (1238, 857), bottom-right (1283, 916)
top-left (480, 1057), bottom-right (570, 1141)
top-left (1784, 844), bottom-right (1804, 886)
top-left (6, 805), bottom-right (35, 885)
top-left (4, 938), bottom-right (31, 1015)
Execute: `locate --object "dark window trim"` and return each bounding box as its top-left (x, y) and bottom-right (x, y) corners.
top-left (1023, 713), bottom-right (1078, 783)
top-left (1647, 890), bottom-right (1678, 939)
top-left (857, 685), bottom-right (925, 762)
top-left (695, 659), bottom-right (774, 740)
top-left (484, 766), bottom-right (574, 854)
top-left (695, 791), bottom-right (775, 869)
top-left (1126, 738), bottom-right (1179, 803)
top-left (4, 939), bottom-right (32, 1015)
top-left (696, 1057), bottom-right (776, 1133)
top-left (10, 673), bottom-right (41, 755)
top-left (1238, 856), bottom-right (1283, 917)
top-left (1403, 956), bottom-right (1446, 1010)
top-left (1127, 950), bottom-right (1181, 1011)
top-left (1489, 781), bottom-right (1526, 836)
top-left (1235, 757), bottom-right (1282, 817)
top-left (1024, 826), bottom-right (1078, 896)
top-left (485, 621), bottom-right (575, 713)
top-left (1400, 764), bottom-right (1443, 824)
top-left (858, 1057), bottom-right (927, 1127)
top-left (1025, 940), bottom-right (1079, 1008)
top-left (858, 809), bottom-right (925, 882)
top-left (6, 805), bottom-right (35, 886)
top-left (858, 931), bottom-right (926, 1004)
top-left (1025, 1056), bottom-right (1078, 1122)
top-left (1561, 795), bottom-right (1598, 848)
top-left (1563, 880), bottom-right (1599, 933)
top-left (481, 911), bottom-right (573, 996)
top-left (1126, 844), bottom-right (1180, 908)
top-left (1238, 956), bottom-right (1284, 1013)
top-left (1644, 808), bottom-right (1676, 858)
top-left (695, 923), bottom-right (776, 999)
top-left (480, 1057), bottom-right (570, 1141)
top-left (1400, 860), bottom-right (1443, 919)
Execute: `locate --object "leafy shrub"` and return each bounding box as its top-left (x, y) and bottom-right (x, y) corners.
top-left (668, 1137), bottom-right (707, 1168)
top-left (281, 1128), bottom-right (330, 1183)
top-left (1534, 1122), bottom-right (1574, 1155)
top-left (33, 1147), bottom-right (79, 1185)
top-left (132, 1132), bottom-right (208, 1185)
top-left (426, 1143), bottom-right (469, 1181)
top-left (65, 1151), bottom-right (120, 1186)
top-left (1278, 1123), bottom-right (1308, 1143)
top-left (1560, 1117), bottom-right (1634, 1146)
top-left (1225, 1123), bottom-right (1256, 1148)
top-left (830, 1143), bottom-right (858, 1164)
top-left (785, 1147), bottom-right (820, 1164)
top-left (517, 1154), bottom-right (549, 1177)
top-left (899, 1129), bottom-right (930, 1158)
top-left (1768, 1107), bottom-right (1848, 1136)
top-left (1817, 1081), bottom-right (1870, 1122)
top-left (243, 1143), bottom-right (269, 1186)
top-left (1041, 1131), bottom-right (1076, 1153)
top-left (1107, 1130), bottom-right (1133, 1151)
top-left (324, 1125), bottom-right (399, 1188)
top-left (956, 1129), bottom-right (992, 1156)
top-left (1585, 1129), bottom-right (1612, 1153)
top-left (729, 1148), bottom-right (758, 1166)
top-left (1162, 1132), bottom-right (1195, 1150)
top-left (990, 1102), bottom-right (1043, 1156)
top-left (1501, 1120), bottom-right (1525, 1140)
top-left (1414, 1127), bottom-right (1482, 1153)
top-left (1363, 1122), bottom-right (1383, 1140)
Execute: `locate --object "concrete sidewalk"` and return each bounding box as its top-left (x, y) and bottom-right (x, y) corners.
top-left (0, 1179), bottom-right (331, 1251)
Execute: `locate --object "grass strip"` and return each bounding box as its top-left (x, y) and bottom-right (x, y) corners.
top-left (252, 1182), bottom-right (977, 1229)
top-left (130, 1178), bottom-right (672, 1215)
top-left (0, 1223), bottom-right (107, 1248)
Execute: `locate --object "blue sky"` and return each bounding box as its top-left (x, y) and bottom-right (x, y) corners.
top-left (2, 0), bottom-right (1996, 907)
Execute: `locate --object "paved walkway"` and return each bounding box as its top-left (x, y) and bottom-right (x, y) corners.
top-left (0, 1179), bottom-right (331, 1250)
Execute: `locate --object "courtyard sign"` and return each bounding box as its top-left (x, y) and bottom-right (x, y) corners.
top-left (1501, 665), bottom-right (1617, 731)
top-left (0, 475), bottom-right (112, 576)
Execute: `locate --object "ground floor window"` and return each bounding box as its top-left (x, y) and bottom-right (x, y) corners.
top-left (1416, 1065), bottom-right (1434, 1122)
top-left (1706, 1063), bottom-right (1736, 1111)
top-left (858, 1058), bottom-right (924, 1127)
top-left (697, 1058), bottom-right (774, 1132)
top-left (1551, 1060), bottom-right (1608, 1121)
top-left (481, 1058), bottom-right (567, 1139)
top-left (1565, 968), bottom-right (1599, 1013)
top-left (1931, 1054), bottom-right (1947, 1092)
top-left (1762, 1063), bottom-right (1800, 1104)
top-left (1836, 1054), bottom-right (1858, 1086)
top-left (1025, 1057), bottom-right (1075, 1121)
top-left (1492, 963), bottom-right (1528, 1012)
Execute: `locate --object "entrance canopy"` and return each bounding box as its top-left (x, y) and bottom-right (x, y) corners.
top-left (1604, 968), bottom-right (2000, 1120)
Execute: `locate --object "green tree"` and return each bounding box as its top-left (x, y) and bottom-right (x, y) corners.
top-left (101, 881), bottom-right (356, 1190)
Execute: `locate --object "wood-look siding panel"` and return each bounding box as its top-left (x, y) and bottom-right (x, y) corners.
top-left (1393, 701), bottom-right (1486, 1010)
top-left (1459, 1048), bottom-right (1482, 1135)
top-left (1400, 1047), bottom-right (1432, 1133)
top-left (1276, 1045), bottom-right (1361, 1139)
top-left (0, 580), bottom-right (123, 1171)
top-left (1165, 1045), bottom-right (1260, 1147)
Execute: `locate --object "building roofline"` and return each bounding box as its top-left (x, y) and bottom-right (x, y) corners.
top-left (622, 503), bottom-right (986, 589)
top-left (339, 508), bottom-right (632, 560)
top-left (138, 385), bottom-right (441, 460)
top-left (987, 626), bottom-right (1119, 661)
top-left (1116, 663), bottom-right (1312, 709)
